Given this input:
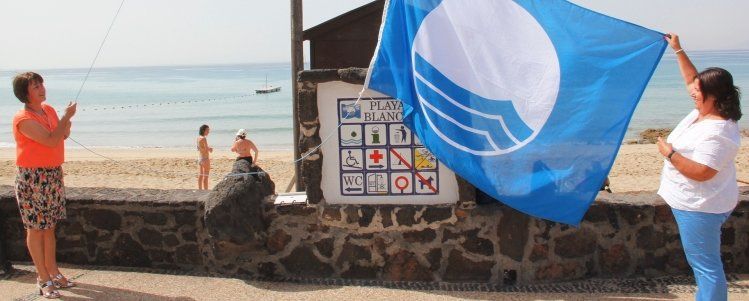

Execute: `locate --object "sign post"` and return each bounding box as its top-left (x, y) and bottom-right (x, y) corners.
top-left (290, 0), bottom-right (303, 191)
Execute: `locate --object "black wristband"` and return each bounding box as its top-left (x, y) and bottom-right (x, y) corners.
top-left (667, 149), bottom-right (676, 160)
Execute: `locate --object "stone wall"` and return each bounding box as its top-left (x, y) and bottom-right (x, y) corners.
top-left (0, 186), bottom-right (208, 271)
top-left (237, 189), bottom-right (749, 284)
top-left (1, 185), bottom-right (748, 284)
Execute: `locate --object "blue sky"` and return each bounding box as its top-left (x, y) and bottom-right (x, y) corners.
top-left (1, 0), bottom-right (747, 69)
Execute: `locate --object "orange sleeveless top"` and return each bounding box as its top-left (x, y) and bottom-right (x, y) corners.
top-left (12, 103), bottom-right (65, 168)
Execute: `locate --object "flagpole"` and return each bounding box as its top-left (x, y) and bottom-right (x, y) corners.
top-left (291, 0), bottom-right (303, 191)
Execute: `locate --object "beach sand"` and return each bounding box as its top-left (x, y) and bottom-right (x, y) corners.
top-left (0, 142), bottom-right (746, 193)
top-left (0, 148), bottom-right (297, 192)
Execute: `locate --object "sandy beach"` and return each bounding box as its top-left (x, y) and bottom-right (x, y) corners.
top-left (0, 148), bottom-right (297, 192)
top-left (0, 142), bottom-right (747, 193)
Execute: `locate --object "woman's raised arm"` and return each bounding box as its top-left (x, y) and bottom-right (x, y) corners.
top-left (665, 33), bottom-right (698, 93)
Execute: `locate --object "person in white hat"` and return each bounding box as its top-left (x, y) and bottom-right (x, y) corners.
top-left (231, 128), bottom-right (258, 165)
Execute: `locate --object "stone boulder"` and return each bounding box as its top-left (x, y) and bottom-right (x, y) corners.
top-left (204, 160), bottom-right (275, 260)
top-left (638, 128), bottom-right (671, 144)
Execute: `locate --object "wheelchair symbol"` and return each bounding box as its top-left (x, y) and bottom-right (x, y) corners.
top-left (343, 150), bottom-right (361, 169)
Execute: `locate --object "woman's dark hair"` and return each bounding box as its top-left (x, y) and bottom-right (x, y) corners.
top-left (12, 72), bottom-right (44, 103)
top-left (199, 124), bottom-right (209, 136)
top-left (697, 67), bottom-right (742, 121)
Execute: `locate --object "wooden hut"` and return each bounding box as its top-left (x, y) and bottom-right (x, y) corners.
top-left (303, 1), bottom-right (385, 69)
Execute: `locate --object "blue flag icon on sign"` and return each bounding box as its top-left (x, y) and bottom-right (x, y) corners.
top-left (365, 0), bottom-right (666, 225)
top-left (340, 103), bottom-right (361, 119)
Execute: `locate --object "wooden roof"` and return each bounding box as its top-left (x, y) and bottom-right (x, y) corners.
top-left (303, 0), bottom-right (384, 41)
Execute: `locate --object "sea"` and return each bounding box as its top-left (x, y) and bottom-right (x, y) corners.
top-left (1, 50), bottom-right (748, 150)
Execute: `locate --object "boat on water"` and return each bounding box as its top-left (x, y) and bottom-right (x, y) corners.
top-left (255, 75), bottom-right (281, 94)
top-left (255, 85), bottom-right (281, 94)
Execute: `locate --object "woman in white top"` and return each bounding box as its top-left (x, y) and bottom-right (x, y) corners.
top-left (657, 33), bottom-right (742, 301)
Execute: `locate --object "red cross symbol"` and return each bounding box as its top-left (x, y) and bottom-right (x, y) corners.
top-left (369, 150), bottom-right (384, 163)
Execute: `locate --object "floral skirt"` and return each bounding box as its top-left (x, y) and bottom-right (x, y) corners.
top-left (15, 166), bottom-right (66, 230)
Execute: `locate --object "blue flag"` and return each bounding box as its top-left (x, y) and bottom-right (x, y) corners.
top-left (365, 0), bottom-right (666, 225)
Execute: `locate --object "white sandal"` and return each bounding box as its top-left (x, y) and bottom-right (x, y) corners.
top-left (50, 273), bottom-right (76, 289)
top-left (37, 279), bottom-right (61, 299)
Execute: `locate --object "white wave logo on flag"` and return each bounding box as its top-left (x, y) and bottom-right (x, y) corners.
top-left (411, 0), bottom-right (560, 156)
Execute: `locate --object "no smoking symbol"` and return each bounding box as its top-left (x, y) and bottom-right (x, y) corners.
top-left (395, 176), bottom-right (409, 193)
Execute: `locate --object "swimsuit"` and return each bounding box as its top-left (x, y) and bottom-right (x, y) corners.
top-left (197, 145), bottom-right (209, 165)
top-left (237, 156), bottom-right (253, 165)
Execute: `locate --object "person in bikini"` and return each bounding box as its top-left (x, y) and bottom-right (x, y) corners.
top-left (197, 124), bottom-right (213, 190)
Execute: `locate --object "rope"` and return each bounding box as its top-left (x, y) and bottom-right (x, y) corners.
top-left (60, 142), bottom-right (266, 179)
top-left (291, 87), bottom-right (370, 164)
top-left (73, 0), bottom-right (126, 102)
top-left (63, 0), bottom-right (127, 163)
top-left (78, 93), bottom-right (257, 112)
top-left (68, 137), bottom-right (119, 161)
top-left (77, 88), bottom-right (371, 165)
top-left (66, 88), bottom-right (370, 177)
top-left (58, 0), bottom-right (368, 183)
top-left (61, 0), bottom-right (266, 180)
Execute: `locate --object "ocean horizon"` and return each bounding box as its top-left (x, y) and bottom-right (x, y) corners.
top-left (1, 50), bottom-right (748, 150)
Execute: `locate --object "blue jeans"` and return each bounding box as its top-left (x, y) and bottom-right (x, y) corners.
top-left (672, 208), bottom-right (731, 301)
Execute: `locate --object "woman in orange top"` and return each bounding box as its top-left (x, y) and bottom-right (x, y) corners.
top-left (12, 72), bottom-right (77, 299)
